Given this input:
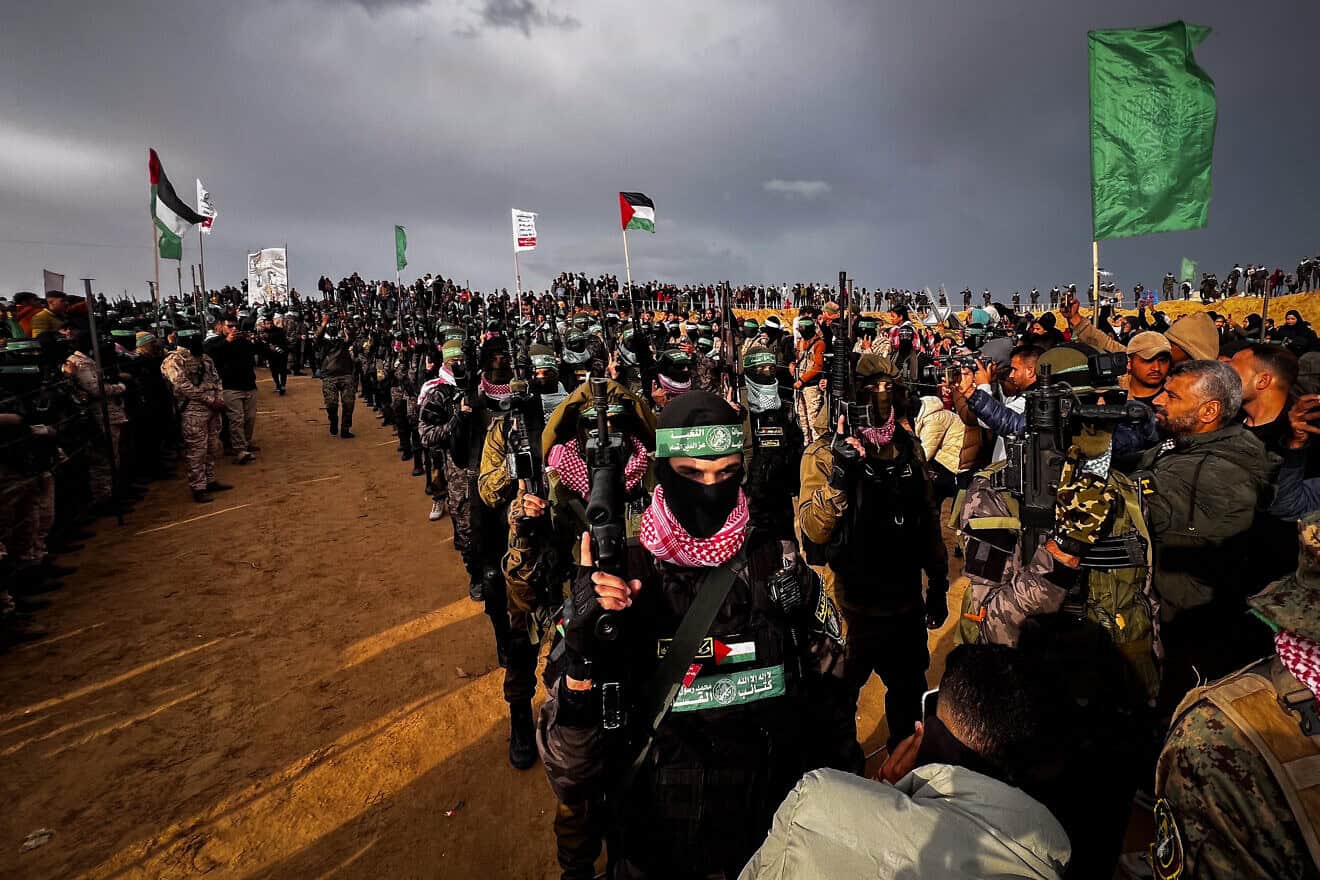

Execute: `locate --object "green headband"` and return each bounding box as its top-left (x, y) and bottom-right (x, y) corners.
top-left (743, 351), bottom-right (776, 369)
top-left (656, 424), bottom-right (744, 458)
top-left (531, 354), bottom-right (558, 370)
top-left (581, 403), bottom-right (626, 419)
top-left (441, 340), bottom-right (462, 358)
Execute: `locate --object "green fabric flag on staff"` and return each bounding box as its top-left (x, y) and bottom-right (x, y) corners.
top-left (394, 225), bottom-right (407, 271)
top-left (1089, 21), bottom-right (1217, 241)
top-left (1181, 257), bottom-right (1197, 283)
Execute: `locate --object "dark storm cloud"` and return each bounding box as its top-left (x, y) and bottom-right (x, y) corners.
top-left (0, 0), bottom-right (1315, 300)
top-left (481, 0), bottom-right (581, 35)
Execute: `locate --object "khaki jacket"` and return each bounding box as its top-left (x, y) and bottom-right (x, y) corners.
top-left (739, 765), bottom-right (1070, 880)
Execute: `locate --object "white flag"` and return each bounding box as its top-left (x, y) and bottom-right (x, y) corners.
top-left (196, 178), bottom-right (217, 234)
top-left (512, 209), bottom-right (537, 253)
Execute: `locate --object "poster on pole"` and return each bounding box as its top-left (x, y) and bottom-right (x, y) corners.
top-left (512, 209), bottom-right (537, 252)
top-left (246, 248), bottom-right (289, 306)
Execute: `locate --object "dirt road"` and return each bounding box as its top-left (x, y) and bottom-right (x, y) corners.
top-left (1, 375), bottom-right (965, 879)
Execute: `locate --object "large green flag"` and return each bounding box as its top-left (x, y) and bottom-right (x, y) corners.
top-left (1181, 257), bottom-right (1197, 283)
top-left (394, 225), bottom-right (407, 271)
top-left (1089, 21), bottom-right (1217, 241)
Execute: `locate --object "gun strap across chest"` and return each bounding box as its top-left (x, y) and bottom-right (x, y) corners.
top-left (1177, 659), bottom-right (1320, 867)
top-left (617, 553), bottom-right (746, 794)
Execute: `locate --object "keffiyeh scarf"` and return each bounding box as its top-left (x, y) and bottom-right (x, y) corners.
top-left (858, 405), bottom-right (897, 449)
top-left (640, 483), bottom-right (747, 567)
top-left (546, 436), bottom-right (650, 500)
top-left (481, 375), bottom-right (512, 402)
top-left (1277, 629), bottom-right (1320, 696)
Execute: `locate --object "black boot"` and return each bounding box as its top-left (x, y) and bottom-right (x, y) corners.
top-left (327, 407), bottom-right (339, 437)
top-left (339, 414), bottom-right (354, 439)
top-left (508, 701), bottom-right (538, 770)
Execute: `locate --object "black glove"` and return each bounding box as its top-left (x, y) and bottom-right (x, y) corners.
top-left (925, 579), bottom-right (949, 630)
top-left (561, 570), bottom-right (597, 682)
top-left (828, 440), bottom-right (862, 491)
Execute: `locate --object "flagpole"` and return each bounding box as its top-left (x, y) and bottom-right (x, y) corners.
top-left (621, 228), bottom-right (633, 296)
top-left (513, 249), bottom-right (523, 317)
top-left (151, 217), bottom-right (160, 306)
top-left (197, 227), bottom-right (207, 297)
top-left (177, 263), bottom-right (183, 300)
top-left (1091, 240), bottom-right (1100, 321)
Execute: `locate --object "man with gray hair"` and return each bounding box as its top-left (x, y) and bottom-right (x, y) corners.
top-left (1139, 359), bottom-right (1280, 713)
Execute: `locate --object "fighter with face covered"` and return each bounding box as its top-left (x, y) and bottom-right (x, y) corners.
top-left (798, 353), bottom-right (949, 751)
top-left (741, 345), bottom-right (803, 546)
top-left (537, 391), bottom-right (855, 879)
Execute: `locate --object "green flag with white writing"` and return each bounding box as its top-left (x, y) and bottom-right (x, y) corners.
top-left (1181, 257), bottom-right (1197, 283)
top-left (394, 225), bottom-right (407, 272)
top-left (1089, 21), bottom-right (1217, 240)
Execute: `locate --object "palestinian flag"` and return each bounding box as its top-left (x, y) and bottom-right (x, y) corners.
top-left (149, 149), bottom-right (206, 261)
top-left (619, 192), bottom-right (656, 233)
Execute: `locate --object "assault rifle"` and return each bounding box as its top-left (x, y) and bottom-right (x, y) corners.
top-left (829, 270), bottom-right (856, 433)
top-left (627, 285), bottom-right (655, 402)
top-left (999, 358), bottom-right (1148, 559)
top-left (505, 332), bottom-right (547, 536)
top-left (582, 376), bottom-right (627, 641)
top-left (719, 281), bottom-right (743, 398)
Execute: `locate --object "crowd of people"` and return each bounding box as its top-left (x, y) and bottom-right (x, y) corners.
top-left (4, 265), bottom-right (1320, 878)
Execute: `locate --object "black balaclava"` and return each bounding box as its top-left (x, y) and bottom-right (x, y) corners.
top-left (654, 391), bottom-right (744, 538)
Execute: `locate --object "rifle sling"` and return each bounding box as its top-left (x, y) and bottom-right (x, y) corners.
top-left (616, 552), bottom-right (746, 794)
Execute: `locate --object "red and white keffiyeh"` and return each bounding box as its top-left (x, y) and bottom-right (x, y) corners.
top-left (858, 406), bottom-right (897, 448)
top-left (546, 437), bottom-right (650, 500)
top-left (481, 375), bottom-right (512, 401)
top-left (640, 483), bottom-right (747, 568)
top-left (1277, 629), bottom-right (1320, 696)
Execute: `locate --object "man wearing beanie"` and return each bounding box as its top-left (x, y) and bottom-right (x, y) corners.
top-left (799, 354), bottom-right (949, 750)
top-left (1064, 298), bottom-right (1219, 362)
top-left (538, 391), bottom-right (856, 879)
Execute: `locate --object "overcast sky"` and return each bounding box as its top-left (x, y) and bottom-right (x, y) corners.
top-left (2, 0), bottom-right (1316, 301)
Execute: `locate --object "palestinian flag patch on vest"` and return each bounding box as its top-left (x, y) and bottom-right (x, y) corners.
top-left (619, 192), bottom-right (656, 233)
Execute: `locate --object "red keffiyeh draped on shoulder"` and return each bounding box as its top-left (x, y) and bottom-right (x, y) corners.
top-left (1277, 629), bottom-right (1320, 696)
top-left (546, 437), bottom-right (650, 500)
top-left (640, 483), bottom-right (747, 567)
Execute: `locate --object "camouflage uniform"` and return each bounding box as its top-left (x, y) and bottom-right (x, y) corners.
top-left (1153, 515), bottom-right (1320, 880)
top-left (161, 348), bottom-right (224, 491)
top-left (65, 350), bottom-right (127, 502)
top-left (417, 379), bottom-right (478, 578)
top-left (952, 464), bottom-right (1160, 698)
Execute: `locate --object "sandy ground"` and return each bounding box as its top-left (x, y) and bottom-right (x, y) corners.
top-left (0, 375), bottom-right (967, 880)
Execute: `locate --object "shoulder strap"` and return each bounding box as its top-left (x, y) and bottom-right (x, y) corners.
top-left (1202, 665), bottom-right (1320, 866)
top-left (618, 554), bottom-right (746, 790)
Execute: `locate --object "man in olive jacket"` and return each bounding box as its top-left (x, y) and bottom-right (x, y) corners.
top-left (1137, 360), bottom-right (1280, 712)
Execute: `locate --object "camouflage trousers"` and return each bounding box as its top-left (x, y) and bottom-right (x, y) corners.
top-left (89, 421), bottom-right (124, 502)
top-left (181, 405), bottom-right (223, 491)
top-left (0, 465), bottom-right (53, 563)
top-left (441, 454), bottom-right (476, 572)
top-left (796, 384), bottom-right (827, 444)
top-left (321, 374), bottom-right (356, 423)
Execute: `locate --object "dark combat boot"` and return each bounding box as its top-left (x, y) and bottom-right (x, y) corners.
top-left (327, 406), bottom-right (339, 437)
top-left (339, 413), bottom-right (354, 439)
top-left (508, 701), bottom-right (538, 770)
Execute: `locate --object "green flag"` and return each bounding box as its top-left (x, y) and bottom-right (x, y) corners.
top-left (394, 225), bottom-right (407, 272)
top-left (158, 228), bottom-right (182, 261)
top-left (1181, 257), bottom-right (1197, 283)
top-left (1089, 21), bottom-right (1217, 240)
